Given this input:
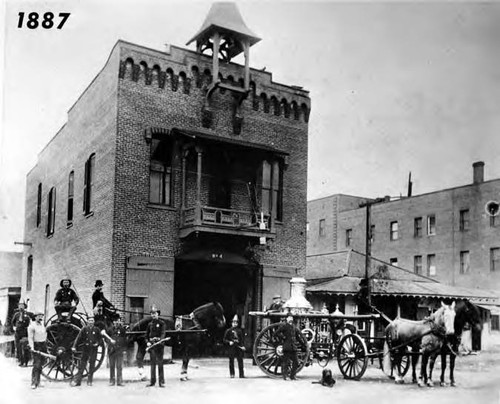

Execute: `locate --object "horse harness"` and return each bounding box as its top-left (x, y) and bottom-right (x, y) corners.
top-left (175, 313), bottom-right (202, 331)
top-left (387, 318), bottom-right (448, 355)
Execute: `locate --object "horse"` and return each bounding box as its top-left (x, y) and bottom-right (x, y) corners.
top-left (128, 302), bottom-right (226, 381)
top-left (383, 301), bottom-right (456, 386)
top-left (428, 300), bottom-right (482, 387)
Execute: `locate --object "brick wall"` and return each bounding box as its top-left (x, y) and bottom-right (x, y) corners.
top-left (23, 44), bottom-right (121, 314)
top-left (322, 179), bottom-right (500, 293)
top-left (112, 42), bottom-right (309, 286)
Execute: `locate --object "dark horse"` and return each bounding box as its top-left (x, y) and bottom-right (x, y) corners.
top-left (428, 300), bottom-right (482, 387)
top-left (128, 302), bottom-right (226, 381)
top-left (383, 302), bottom-right (456, 386)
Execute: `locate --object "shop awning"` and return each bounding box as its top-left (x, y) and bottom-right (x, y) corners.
top-left (306, 249), bottom-right (499, 302)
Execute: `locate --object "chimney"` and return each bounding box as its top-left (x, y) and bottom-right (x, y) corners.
top-left (473, 161), bottom-right (485, 184)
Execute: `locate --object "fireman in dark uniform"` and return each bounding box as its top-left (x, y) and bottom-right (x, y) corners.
top-left (267, 294), bottom-right (284, 324)
top-left (275, 315), bottom-right (305, 380)
top-left (223, 315), bottom-right (245, 378)
top-left (54, 279), bottom-right (79, 322)
top-left (145, 306), bottom-right (166, 387)
top-left (102, 315), bottom-right (127, 386)
top-left (11, 302), bottom-right (33, 366)
top-left (71, 315), bottom-right (103, 386)
top-left (92, 280), bottom-right (115, 320)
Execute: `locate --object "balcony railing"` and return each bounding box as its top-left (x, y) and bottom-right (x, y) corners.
top-left (180, 205), bottom-right (275, 238)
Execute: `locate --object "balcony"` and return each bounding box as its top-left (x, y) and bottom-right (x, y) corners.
top-left (180, 205), bottom-right (275, 239)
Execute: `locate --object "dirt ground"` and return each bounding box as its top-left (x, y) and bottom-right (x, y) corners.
top-left (1, 344), bottom-right (499, 404)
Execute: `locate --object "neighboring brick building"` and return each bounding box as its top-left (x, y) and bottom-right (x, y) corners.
top-left (21, 4), bottom-right (310, 343)
top-left (307, 162), bottom-right (500, 294)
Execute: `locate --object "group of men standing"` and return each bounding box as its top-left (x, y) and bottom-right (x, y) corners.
top-left (14, 283), bottom-right (304, 388)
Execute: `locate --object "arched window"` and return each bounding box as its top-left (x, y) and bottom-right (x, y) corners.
top-left (27, 256), bottom-right (33, 292)
top-left (291, 102), bottom-right (299, 120)
top-left (36, 183), bottom-right (42, 227)
top-left (83, 153), bottom-right (95, 215)
top-left (139, 61), bottom-right (148, 83)
top-left (271, 97), bottom-right (280, 116)
top-left (67, 171), bottom-right (74, 226)
top-left (47, 187), bottom-right (56, 236)
top-left (151, 65), bottom-right (161, 87)
top-left (261, 94), bottom-right (269, 113)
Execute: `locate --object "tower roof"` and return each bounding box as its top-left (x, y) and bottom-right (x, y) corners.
top-left (186, 2), bottom-right (261, 54)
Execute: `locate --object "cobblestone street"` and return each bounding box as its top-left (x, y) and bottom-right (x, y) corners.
top-left (2, 344), bottom-right (499, 404)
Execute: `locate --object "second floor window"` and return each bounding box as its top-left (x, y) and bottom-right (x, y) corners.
top-left (83, 153), bottom-right (95, 215)
top-left (414, 217), bottom-right (422, 238)
top-left (319, 219), bottom-right (326, 237)
top-left (390, 221), bottom-right (398, 241)
top-left (149, 138), bottom-right (173, 206)
top-left (67, 171), bottom-right (74, 225)
top-left (259, 160), bottom-right (283, 221)
top-left (460, 251), bottom-right (470, 274)
top-left (414, 255), bottom-right (422, 275)
top-left (36, 183), bottom-right (42, 227)
top-left (46, 187), bottom-right (56, 236)
top-left (427, 215), bottom-right (436, 236)
top-left (427, 254), bottom-right (436, 276)
top-left (459, 209), bottom-right (470, 231)
top-left (346, 229), bottom-right (352, 247)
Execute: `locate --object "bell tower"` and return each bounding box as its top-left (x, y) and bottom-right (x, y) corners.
top-left (186, 2), bottom-right (261, 133)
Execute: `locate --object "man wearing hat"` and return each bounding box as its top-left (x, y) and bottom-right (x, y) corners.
top-left (71, 315), bottom-right (102, 386)
top-left (92, 280), bottom-right (115, 314)
top-left (54, 279), bottom-right (79, 322)
top-left (275, 315), bottom-right (306, 381)
top-left (267, 294), bottom-right (283, 325)
top-left (223, 315), bottom-right (245, 378)
top-left (145, 306), bottom-right (166, 387)
top-left (27, 311), bottom-right (47, 389)
top-left (101, 315), bottom-right (127, 386)
top-left (11, 301), bottom-right (33, 366)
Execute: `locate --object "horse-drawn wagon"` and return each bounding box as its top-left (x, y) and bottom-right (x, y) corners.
top-left (249, 310), bottom-right (380, 380)
top-left (249, 277), bottom-right (465, 385)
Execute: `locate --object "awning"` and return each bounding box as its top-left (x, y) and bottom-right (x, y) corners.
top-left (171, 127), bottom-right (289, 156)
top-left (307, 276), bottom-right (498, 302)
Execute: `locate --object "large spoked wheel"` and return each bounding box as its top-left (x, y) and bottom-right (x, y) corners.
top-left (337, 334), bottom-right (368, 380)
top-left (253, 323), bottom-right (310, 379)
top-left (380, 351), bottom-right (411, 379)
top-left (43, 322), bottom-right (82, 381)
top-left (42, 318), bottom-right (106, 381)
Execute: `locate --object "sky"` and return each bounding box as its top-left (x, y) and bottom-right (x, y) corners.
top-left (1, 0), bottom-right (500, 251)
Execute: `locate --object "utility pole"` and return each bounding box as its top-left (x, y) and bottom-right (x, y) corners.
top-left (359, 197), bottom-right (386, 307)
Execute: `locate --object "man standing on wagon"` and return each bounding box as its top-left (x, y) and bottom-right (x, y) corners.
top-left (54, 279), bottom-right (79, 322)
top-left (92, 280), bottom-right (115, 317)
top-left (71, 315), bottom-right (102, 387)
top-left (145, 306), bottom-right (166, 388)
